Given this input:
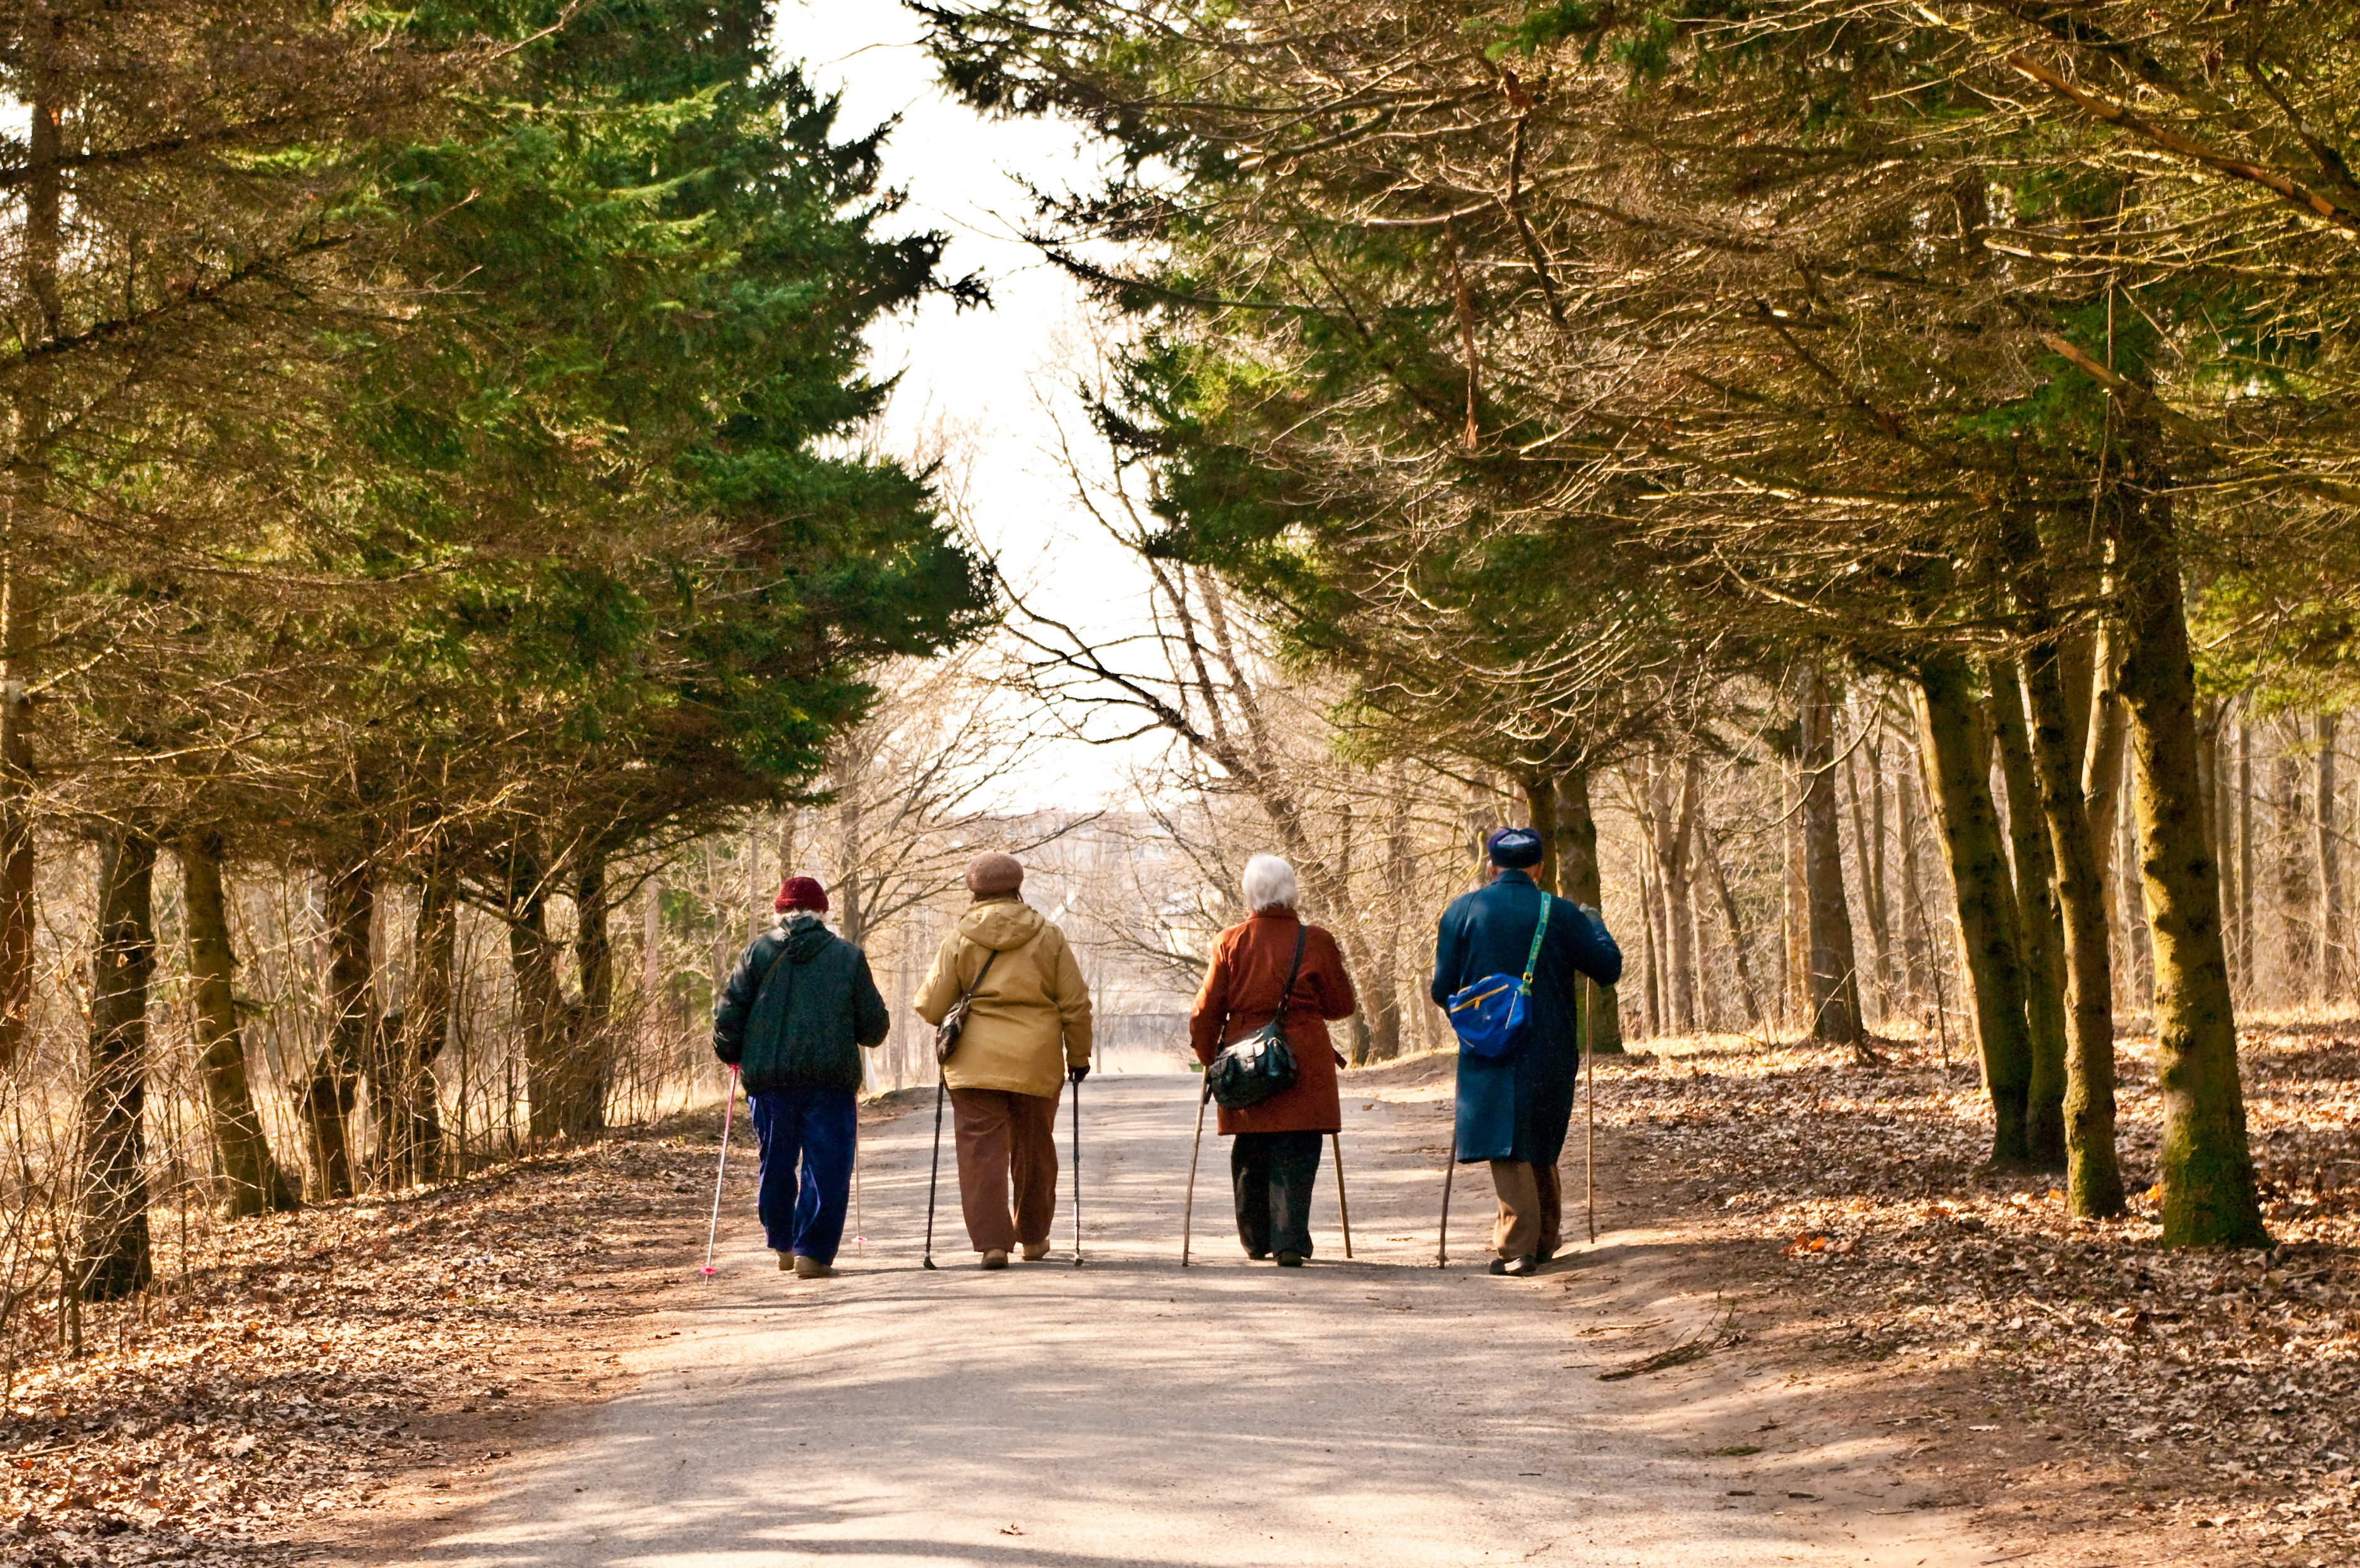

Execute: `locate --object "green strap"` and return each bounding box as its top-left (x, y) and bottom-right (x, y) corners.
top-left (1519, 897), bottom-right (1552, 990)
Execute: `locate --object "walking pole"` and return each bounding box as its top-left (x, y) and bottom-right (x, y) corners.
top-left (700, 1066), bottom-right (740, 1276)
top-left (852, 1131), bottom-right (865, 1256)
top-left (1437, 1044), bottom-right (1459, 1267)
top-left (1071, 1068), bottom-right (1086, 1267)
top-left (1436, 1135), bottom-right (1456, 1267)
top-left (922, 1071), bottom-right (947, 1271)
top-left (1584, 984), bottom-right (1597, 1245)
top-left (1331, 1132), bottom-right (1354, 1260)
top-left (1181, 1073), bottom-right (1211, 1266)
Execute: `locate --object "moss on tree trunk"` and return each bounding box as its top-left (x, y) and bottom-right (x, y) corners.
top-left (2112, 445), bottom-right (2266, 1247)
top-left (1989, 658), bottom-right (2069, 1169)
top-left (2023, 638), bottom-right (2128, 1217)
top-left (1914, 654), bottom-right (2036, 1168)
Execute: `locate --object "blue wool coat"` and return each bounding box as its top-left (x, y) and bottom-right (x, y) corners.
top-left (1430, 871), bottom-right (1624, 1164)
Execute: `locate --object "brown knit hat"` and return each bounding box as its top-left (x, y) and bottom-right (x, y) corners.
top-left (964, 851), bottom-right (1024, 897)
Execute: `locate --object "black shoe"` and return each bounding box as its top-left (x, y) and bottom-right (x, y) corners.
top-left (1489, 1254), bottom-right (1540, 1276)
top-left (1247, 1249), bottom-right (1270, 1261)
top-left (1274, 1251), bottom-right (1305, 1267)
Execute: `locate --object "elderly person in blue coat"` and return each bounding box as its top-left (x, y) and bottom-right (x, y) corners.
top-left (1430, 826), bottom-right (1623, 1276)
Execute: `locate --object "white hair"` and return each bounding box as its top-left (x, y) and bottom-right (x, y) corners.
top-left (1241, 854), bottom-right (1299, 914)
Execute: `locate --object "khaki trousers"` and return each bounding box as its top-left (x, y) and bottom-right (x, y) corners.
top-left (950, 1086), bottom-right (1060, 1252)
top-left (1487, 1158), bottom-right (1562, 1261)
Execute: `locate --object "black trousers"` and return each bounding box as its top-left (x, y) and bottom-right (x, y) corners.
top-left (1230, 1129), bottom-right (1324, 1259)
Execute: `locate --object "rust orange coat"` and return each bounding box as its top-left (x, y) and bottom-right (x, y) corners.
top-left (1188, 910), bottom-right (1357, 1135)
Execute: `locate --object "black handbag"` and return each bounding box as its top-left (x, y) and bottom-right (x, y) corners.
top-left (1208, 927), bottom-right (1306, 1110)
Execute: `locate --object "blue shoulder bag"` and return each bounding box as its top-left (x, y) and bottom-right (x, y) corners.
top-left (1446, 897), bottom-right (1550, 1060)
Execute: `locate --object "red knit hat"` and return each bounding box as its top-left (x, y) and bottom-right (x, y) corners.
top-left (775, 876), bottom-right (828, 914)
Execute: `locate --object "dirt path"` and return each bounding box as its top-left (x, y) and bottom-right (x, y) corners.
top-left (370, 1073), bottom-right (1995, 1568)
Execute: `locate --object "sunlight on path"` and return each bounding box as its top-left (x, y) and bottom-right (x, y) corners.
top-left (387, 1079), bottom-right (1988, 1568)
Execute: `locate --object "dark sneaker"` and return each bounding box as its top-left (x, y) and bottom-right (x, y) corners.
top-left (1275, 1252), bottom-right (1305, 1267)
top-left (1247, 1250), bottom-right (1269, 1261)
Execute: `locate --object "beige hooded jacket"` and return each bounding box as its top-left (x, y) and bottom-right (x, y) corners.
top-left (915, 898), bottom-right (1094, 1096)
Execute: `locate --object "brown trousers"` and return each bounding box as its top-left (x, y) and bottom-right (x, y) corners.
top-left (950, 1086), bottom-right (1060, 1252)
top-left (1487, 1158), bottom-right (1562, 1261)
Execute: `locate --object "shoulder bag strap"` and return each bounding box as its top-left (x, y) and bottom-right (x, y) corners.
top-left (1276, 925), bottom-right (1308, 1013)
top-left (752, 931), bottom-right (798, 1006)
top-left (1519, 897), bottom-right (1553, 991)
top-left (956, 945), bottom-right (1000, 1008)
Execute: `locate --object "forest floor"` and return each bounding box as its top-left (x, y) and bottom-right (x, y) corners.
top-left (1, 1019), bottom-right (2351, 1567)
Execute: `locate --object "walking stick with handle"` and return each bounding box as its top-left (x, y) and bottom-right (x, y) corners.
top-left (1180, 1073), bottom-right (1211, 1266)
top-left (922, 1071), bottom-right (947, 1271)
top-left (1331, 1132), bottom-right (1354, 1259)
top-left (700, 1066), bottom-right (739, 1276)
top-left (1071, 1065), bottom-right (1086, 1266)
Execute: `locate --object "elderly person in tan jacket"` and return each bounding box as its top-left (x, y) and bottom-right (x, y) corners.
top-left (915, 851), bottom-right (1093, 1269)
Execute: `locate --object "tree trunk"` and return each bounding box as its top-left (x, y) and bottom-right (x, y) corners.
top-left (80, 830), bottom-right (155, 1300)
top-left (1694, 816), bottom-right (1763, 1027)
top-left (1897, 734), bottom-right (1933, 1013)
top-left (1664, 759), bottom-right (1701, 1034)
top-left (1552, 766), bottom-right (1621, 1053)
top-left (1782, 761), bottom-right (1807, 1032)
top-left (1914, 654), bottom-right (2037, 1167)
top-left (1989, 659), bottom-right (2069, 1169)
top-left (1800, 667), bottom-right (1866, 1046)
top-left (299, 858), bottom-right (374, 1199)
top-left (1370, 772), bottom-right (1413, 1061)
top-left (2022, 641), bottom-right (2127, 1217)
top-left (835, 785), bottom-right (865, 950)
top-left (2211, 702), bottom-right (2241, 991)
top-left (561, 849), bottom-right (617, 1139)
top-left (385, 851), bottom-right (455, 1185)
top-left (2111, 439), bottom-right (2266, 1247)
top-left (2275, 723), bottom-right (2313, 1000)
top-left (1848, 734), bottom-right (1895, 1024)
top-left (0, 69), bottom-right (63, 1074)
top-left (1639, 858), bottom-right (1663, 1039)
top-left (508, 852), bottom-right (571, 1144)
top-left (2238, 721), bottom-right (2256, 991)
top-left (183, 835), bottom-right (297, 1216)
top-left (2320, 713), bottom-right (2346, 1000)
top-left (2085, 626), bottom-right (2130, 924)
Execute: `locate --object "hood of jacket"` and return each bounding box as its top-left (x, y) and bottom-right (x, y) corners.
top-left (958, 898), bottom-right (1044, 953)
top-left (780, 914), bottom-right (834, 964)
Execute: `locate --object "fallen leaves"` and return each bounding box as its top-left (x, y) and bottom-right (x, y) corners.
top-left (1, 1125), bottom-right (720, 1566)
top-left (1591, 1020), bottom-right (2360, 1556)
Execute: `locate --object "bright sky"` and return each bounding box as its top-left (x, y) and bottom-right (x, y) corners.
top-left (778, 2), bottom-right (1167, 812)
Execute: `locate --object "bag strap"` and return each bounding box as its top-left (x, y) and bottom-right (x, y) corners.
top-left (954, 945), bottom-right (1000, 1009)
top-left (1276, 924), bottom-right (1308, 1012)
top-left (752, 927), bottom-right (801, 1007)
top-left (1519, 897), bottom-right (1552, 990)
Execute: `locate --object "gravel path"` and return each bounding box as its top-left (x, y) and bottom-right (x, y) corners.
top-left (381, 1073), bottom-right (1994, 1568)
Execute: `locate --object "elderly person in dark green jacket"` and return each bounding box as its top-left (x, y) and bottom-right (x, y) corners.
top-left (713, 876), bottom-right (890, 1279)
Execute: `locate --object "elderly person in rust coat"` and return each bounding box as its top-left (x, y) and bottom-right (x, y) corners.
top-left (1189, 854), bottom-right (1358, 1266)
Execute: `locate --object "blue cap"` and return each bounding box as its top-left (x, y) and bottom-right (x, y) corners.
top-left (1487, 826), bottom-right (1545, 869)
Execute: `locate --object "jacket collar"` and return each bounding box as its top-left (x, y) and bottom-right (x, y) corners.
top-left (1247, 907), bottom-right (1300, 921)
top-left (1491, 869), bottom-right (1536, 888)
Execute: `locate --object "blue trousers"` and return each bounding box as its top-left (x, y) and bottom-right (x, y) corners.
top-left (748, 1087), bottom-right (857, 1264)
